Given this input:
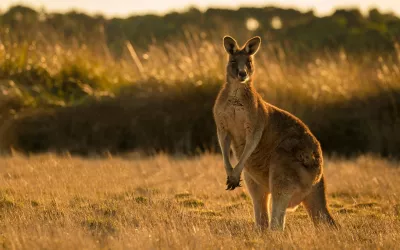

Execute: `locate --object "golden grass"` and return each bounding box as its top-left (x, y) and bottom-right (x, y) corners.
top-left (2, 30), bottom-right (400, 109)
top-left (0, 153), bottom-right (399, 249)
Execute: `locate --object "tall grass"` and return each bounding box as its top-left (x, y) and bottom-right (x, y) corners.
top-left (1, 28), bottom-right (400, 156)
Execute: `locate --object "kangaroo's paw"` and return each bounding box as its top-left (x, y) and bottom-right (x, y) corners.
top-left (226, 175), bottom-right (242, 190)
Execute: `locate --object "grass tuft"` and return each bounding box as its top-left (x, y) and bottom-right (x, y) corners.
top-left (0, 196), bottom-right (18, 210)
top-left (180, 199), bottom-right (205, 208)
top-left (134, 196), bottom-right (149, 204)
top-left (174, 193), bottom-right (192, 199)
top-left (82, 217), bottom-right (118, 234)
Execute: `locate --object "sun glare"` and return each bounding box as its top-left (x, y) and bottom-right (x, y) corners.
top-left (271, 16), bottom-right (282, 29)
top-left (246, 18), bottom-right (259, 31)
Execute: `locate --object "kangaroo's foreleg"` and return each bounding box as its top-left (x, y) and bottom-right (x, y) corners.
top-left (217, 127), bottom-right (233, 177)
top-left (226, 123), bottom-right (263, 190)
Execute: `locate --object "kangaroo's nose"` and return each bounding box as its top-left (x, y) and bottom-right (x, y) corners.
top-left (238, 71), bottom-right (247, 78)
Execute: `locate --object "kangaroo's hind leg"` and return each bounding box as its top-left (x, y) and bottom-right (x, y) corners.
top-left (269, 188), bottom-right (293, 231)
top-left (268, 161), bottom-right (304, 231)
top-left (244, 171), bottom-right (269, 230)
top-left (302, 175), bottom-right (338, 228)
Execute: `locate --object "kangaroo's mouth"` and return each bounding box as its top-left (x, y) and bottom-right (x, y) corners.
top-left (239, 76), bottom-right (249, 83)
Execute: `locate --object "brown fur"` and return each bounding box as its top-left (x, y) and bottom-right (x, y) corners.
top-left (213, 36), bottom-right (337, 231)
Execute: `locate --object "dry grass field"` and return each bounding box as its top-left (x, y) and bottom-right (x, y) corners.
top-left (0, 153), bottom-right (399, 249)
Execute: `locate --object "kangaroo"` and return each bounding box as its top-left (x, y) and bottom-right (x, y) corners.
top-left (213, 36), bottom-right (337, 231)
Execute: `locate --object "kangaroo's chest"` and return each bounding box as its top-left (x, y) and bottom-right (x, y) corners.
top-left (218, 96), bottom-right (249, 141)
top-left (226, 97), bottom-right (247, 122)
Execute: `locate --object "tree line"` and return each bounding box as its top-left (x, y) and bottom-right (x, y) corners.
top-left (1, 5), bottom-right (399, 55)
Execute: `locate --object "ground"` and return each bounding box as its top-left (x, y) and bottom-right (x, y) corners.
top-left (0, 153), bottom-right (399, 249)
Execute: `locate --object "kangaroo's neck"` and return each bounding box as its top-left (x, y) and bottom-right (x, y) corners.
top-left (225, 75), bottom-right (256, 96)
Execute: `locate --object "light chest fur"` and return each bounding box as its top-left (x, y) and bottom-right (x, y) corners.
top-left (214, 84), bottom-right (259, 156)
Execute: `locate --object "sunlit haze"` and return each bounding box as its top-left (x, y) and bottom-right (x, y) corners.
top-left (1, 0), bottom-right (399, 17)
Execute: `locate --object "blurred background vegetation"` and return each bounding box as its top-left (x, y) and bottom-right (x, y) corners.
top-left (0, 5), bottom-right (399, 157)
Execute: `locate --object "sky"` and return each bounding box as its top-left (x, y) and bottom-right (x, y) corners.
top-left (1, 0), bottom-right (399, 17)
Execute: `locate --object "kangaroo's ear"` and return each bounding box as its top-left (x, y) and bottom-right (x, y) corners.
top-left (223, 36), bottom-right (239, 55)
top-left (244, 36), bottom-right (261, 55)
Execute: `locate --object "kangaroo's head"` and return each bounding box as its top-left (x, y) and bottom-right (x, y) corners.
top-left (223, 36), bottom-right (261, 83)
